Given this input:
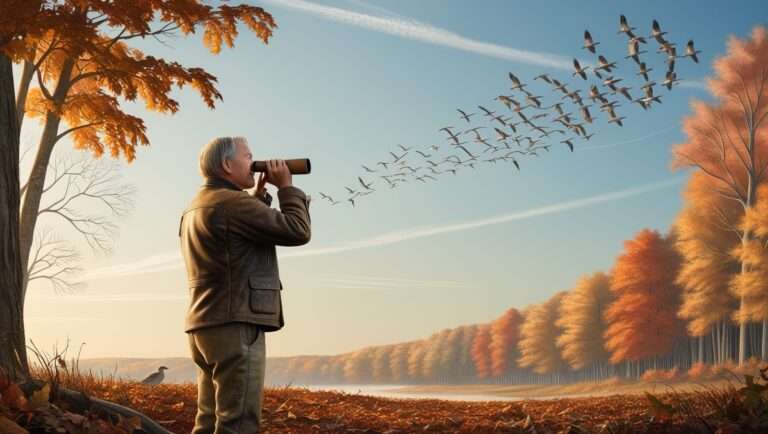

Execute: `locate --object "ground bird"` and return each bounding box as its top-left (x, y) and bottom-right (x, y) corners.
top-left (141, 367), bottom-right (168, 385)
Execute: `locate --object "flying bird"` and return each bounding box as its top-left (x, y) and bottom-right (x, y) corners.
top-left (636, 62), bottom-right (652, 81)
top-left (508, 72), bottom-right (527, 91)
top-left (685, 40), bottom-right (701, 63)
top-left (662, 71), bottom-right (680, 90)
top-left (357, 176), bottom-right (375, 191)
top-left (456, 108), bottom-right (475, 123)
top-left (572, 58), bottom-right (590, 80)
top-left (582, 30), bottom-right (600, 53)
top-left (533, 73), bottom-right (553, 84)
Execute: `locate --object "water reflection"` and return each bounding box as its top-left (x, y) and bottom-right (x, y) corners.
top-left (293, 384), bottom-right (525, 402)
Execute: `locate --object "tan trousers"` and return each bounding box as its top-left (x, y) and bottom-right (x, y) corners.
top-left (188, 322), bottom-right (266, 434)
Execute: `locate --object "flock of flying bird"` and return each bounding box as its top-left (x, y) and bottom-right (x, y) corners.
top-left (317, 15), bottom-right (701, 208)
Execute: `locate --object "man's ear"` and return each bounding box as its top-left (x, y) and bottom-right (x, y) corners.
top-left (222, 159), bottom-right (232, 174)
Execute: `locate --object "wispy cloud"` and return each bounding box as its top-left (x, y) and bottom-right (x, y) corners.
top-left (580, 124), bottom-right (679, 151)
top-left (315, 274), bottom-right (468, 290)
top-left (678, 79), bottom-right (709, 91)
top-left (262, 0), bottom-right (573, 70)
top-left (83, 176), bottom-right (685, 281)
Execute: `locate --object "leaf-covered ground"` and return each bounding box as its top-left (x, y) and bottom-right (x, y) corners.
top-left (2, 379), bottom-right (754, 433)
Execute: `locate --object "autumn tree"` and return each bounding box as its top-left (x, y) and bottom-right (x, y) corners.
top-left (670, 25), bottom-right (768, 365)
top-left (555, 272), bottom-right (614, 377)
top-left (0, 0), bottom-right (276, 379)
top-left (604, 229), bottom-right (687, 376)
top-left (422, 329), bottom-right (450, 382)
top-left (371, 345), bottom-right (393, 383)
top-left (407, 341), bottom-right (427, 383)
top-left (0, 0), bottom-right (52, 381)
top-left (388, 342), bottom-right (413, 384)
top-left (675, 171), bottom-right (742, 364)
top-left (471, 323), bottom-right (492, 380)
top-left (731, 183), bottom-right (768, 359)
top-left (489, 308), bottom-right (523, 379)
top-left (344, 348), bottom-right (373, 383)
top-left (457, 324), bottom-right (478, 381)
top-left (517, 292), bottom-right (567, 378)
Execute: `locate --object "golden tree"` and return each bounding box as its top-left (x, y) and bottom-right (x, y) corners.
top-left (670, 25), bottom-right (768, 364)
top-left (675, 171), bottom-right (742, 364)
top-left (517, 292), bottom-right (567, 376)
top-left (556, 272), bottom-right (614, 373)
top-left (731, 183), bottom-right (768, 359)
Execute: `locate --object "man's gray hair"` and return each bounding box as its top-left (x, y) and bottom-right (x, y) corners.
top-left (199, 136), bottom-right (247, 178)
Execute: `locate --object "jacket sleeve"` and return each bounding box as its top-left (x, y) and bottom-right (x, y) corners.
top-left (229, 186), bottom-right (311, 246)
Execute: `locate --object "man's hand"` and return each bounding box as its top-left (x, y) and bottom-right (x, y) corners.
top-left (255, 171), bottom-right (268, 198)
top-left (265, 159), bottom-right (292, 189)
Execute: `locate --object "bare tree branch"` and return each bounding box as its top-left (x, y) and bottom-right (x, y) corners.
top-left (35, 151), bottom-right (136, 256)
top-left (27, 228), bottom-right (84, 294)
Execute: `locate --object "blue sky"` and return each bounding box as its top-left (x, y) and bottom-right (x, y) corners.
top-left (21, 0), bottom-right (767, 358)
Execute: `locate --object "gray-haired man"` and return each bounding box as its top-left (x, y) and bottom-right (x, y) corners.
top-left (180, 136), bottom-right (311, 433)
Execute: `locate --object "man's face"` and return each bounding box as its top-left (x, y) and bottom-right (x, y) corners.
top-left (222, 140), bottom-right (255, 190)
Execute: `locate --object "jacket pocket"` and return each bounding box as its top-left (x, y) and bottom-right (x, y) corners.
top-left (248, 274), bottom-right (280, 315)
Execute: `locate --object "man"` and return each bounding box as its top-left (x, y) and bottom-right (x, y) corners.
top-left (179, 136), bottom-right (311, 433)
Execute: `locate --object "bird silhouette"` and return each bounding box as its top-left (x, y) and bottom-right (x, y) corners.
top-left (141, 366), bottom-right (168, 385)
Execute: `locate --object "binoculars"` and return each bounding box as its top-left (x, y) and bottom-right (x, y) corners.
top-left (250, 158), bottom-right (311, 175)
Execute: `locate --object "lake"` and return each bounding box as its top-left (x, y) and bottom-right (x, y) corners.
top-left (292, 384), bottom-right (525, 402)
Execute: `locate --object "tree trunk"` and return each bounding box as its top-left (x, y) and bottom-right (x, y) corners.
top-left (18, 58), bottom-right (73, 301)
top-left (0, 52), bottom-right (29, 382)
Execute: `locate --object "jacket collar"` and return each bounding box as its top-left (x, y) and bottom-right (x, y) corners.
top-left (203, 176), bottom-right (242, 191)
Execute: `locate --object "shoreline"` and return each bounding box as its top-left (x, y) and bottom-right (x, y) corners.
top-left (387, 379), bottom-right (736, 399)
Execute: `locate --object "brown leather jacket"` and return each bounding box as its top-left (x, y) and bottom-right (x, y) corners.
top-left (179, 177), bottom-right (311, 333)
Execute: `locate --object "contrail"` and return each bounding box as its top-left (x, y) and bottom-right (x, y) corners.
top-left (580, 124), bottom-right (679, 151)
top-left (82, 176), bottom-right (686, 281)
top-left (261, 0), bottom-right (574, 70)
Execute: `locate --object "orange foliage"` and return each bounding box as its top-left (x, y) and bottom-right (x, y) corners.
top-left (730, 183), bottom-right (768, 322)
top-left (4, 1), bottom-right (277, 161)
top-left (517, 292), bottom-right (567, 375)
top-left (604, 229), bottom-right (686, 363)
top-left (470, 324), bottom-right (492, 379)
top-left (674, 172), bottom-right (742, 336)
top-left (556, 272), bottom-right (614, 370)
top-left (670, 26), bottom-right (768, 184)
top-left (489, 308), bottom-right (523, 377)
